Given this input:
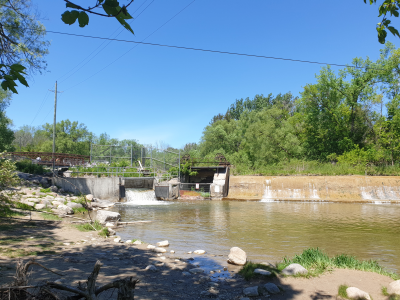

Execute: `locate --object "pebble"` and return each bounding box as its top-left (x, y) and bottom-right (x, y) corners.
top-left (189, 268), bottom-right (205, 274)
top-left (144, 265), bottom-right (157, 272)
top-left (194, 250), bottom-right (206, 255)
top-left (254, 268), bottom-right (272, 276)
top-left (243, 286), bottom-right (259, 297)
top-left (63, 243), bottom-right (70, 246)
top-left (125, 240), bottom-right (132, 243)
top-left (153, 247), bottom-right (167, 253)
top-left (170, 250), bottom-right (175, 253)
top-left (156, 240), bottom-right (169, 247)
top-left (264, 283), bottom-right (280, 294)
top-left (147, 245), bottom-right (156, 249)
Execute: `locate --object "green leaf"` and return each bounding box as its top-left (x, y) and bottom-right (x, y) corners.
top-left (14, 72), bottom-right (28, 87)
top-left (378, 28), bottom-right (387, 44)
top-left (115, 15), bottom-right (134, 34)
top-left (61, 10), bottom-right (79, 25)
top-left (102, 4), bottom-right (119, 16)
top-left (104, 0), bottom-right (119, 8)
top-left (66, 3), bottom-right (80, 9)
top-left (393, 10), bottom-right (399, 17)
top-left (387, 26), bottom-right (400, 37)
top-left (10, 64), bottom-right (25, 72)
top-left (78, 11), bottom-right (89, 27)
top-left (1, 81), bottom-right (8, 91)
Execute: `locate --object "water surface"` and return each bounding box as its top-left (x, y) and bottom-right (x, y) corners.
top-left (114, 189), bottom-right (400, 272)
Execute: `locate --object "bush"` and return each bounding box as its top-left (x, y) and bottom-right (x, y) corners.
top-left (0, 155), bottom-right (20, 217)
top-left (15, 160), bottom-right (45, 174)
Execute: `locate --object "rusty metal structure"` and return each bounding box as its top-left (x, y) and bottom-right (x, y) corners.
top-left (6, 152), bottom-right (90, 166)
top-left (181, 153), bottom-right (230, 166)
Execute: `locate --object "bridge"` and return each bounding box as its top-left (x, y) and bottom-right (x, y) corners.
top-left (6, 152), bottom-right (90, 167)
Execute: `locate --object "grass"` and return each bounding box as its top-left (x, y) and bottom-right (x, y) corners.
top-left (15, 160), bottom-right (45, 175)
top-left (239, 261), bottom-right (279, 280)
top-left (240, 248), bottom-right (400, 281)
top-left (32, 192), bottom-right (36, 195)
top-left (75, 220), bottom-right (109, 237)
top-left (0, 247), bottom-right (56, 258)
top-left (338, 285), bottom-right (349, 299)
top-left (14, 202), bottom-right (34, 210)
top-left (40, 188), bottom-right (51, 193)
top-left (72, 207), bottom-right (88, 214)
top-left (382, 287), bottom-right (400, 300)
top-left (0, 237), bottom-right (27, 245)
top-left (278, 248), bottom-right (400, 279)
top-left (41, 213), bottom-right (62, 221)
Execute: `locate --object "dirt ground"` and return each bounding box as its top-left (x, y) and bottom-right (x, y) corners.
top-left (0, 212), bottom-right (396, 300)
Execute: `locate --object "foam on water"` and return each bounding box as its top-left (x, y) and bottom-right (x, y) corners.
top-left (125, 188), bottom-right (170, 206)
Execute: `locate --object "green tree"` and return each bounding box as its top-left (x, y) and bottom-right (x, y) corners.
top-left (0, 89), bottom-right (14, 152)
top-left (0, 0), bottom-right (49, 93)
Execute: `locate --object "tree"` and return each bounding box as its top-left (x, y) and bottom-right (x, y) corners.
top-left (0, 0), bottom-right (49, 93)
top-left (0, 89), bottom-right (14, 152)
top-left (61, 0), bottom-right (135, 34)
top-left (364, 0), bottom-right (400, 43)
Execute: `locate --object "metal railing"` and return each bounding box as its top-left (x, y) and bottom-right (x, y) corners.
top-left (179, 183), bottom-right (211, 193)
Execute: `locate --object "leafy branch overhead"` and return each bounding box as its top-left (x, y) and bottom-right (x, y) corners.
top-left (364, 0), bottom-right (400, 43)
top-left (62, 0), bottom-right (135, 34)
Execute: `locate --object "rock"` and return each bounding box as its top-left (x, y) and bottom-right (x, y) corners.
top-left (52, 204), bottom-right (74, 215)
top-left (200, 291), bottom-right (211, 297)
top-left (52, 201), bottom-right (63, 207)
top-left (125, 240), bottom-right (132, 243)
top-left (35, 204), bottom-right (46, 210)
top-left (86, 194), bottom-right (94, 201)
top-left (243, 286), bottom-right (259, 297)
top-left (50, 186), bottom-right (58, 193)
top-left (96, 210), bottom-right (120, 224)
top-left (153, 247), bottom-right (167, 253)
top-left (281, 263), bottom-right (308, 276)
top-left (264, 283), bottom-right (280, 294)
top-left (107, 228), bottom-right (116, 236)
top-left (40, 200), bottom-right (51, 206)
top-left (91, 200), bottom-right (114, 208)
top-left (388, 280), bottom-right (400, 295)
top-left (346, 287), bottom-right (371, 300)
top-left (32, 180), bottom-right (40, 185)
top-left (58, 188), bottom-right (65, 194)
top-left (156, 240), bottom-right (169, 247)
top-left (240, 298), bottom-right (251, 300)
top-left (66, 202), bottom-right (83, 209)
top-left (25, 202), bottom-right (35, 207)
top-left (105, 222), bottom-right (115, 227)
top-left (63, 243), bottom-right (70, 246)
top-left (170, 250), bottom-right (175, 253)
top-left (194, 250), bottom-right (206, 254)
top-left (145, 265), bottom-right (157, 272)
top-left (54, 197), bottom-right (65, 201)
top-left (227, 247), bottom-right (247, 266)
top-left (254, 269), bottom-right (272, 276)
top-left (132, 240), bottom-right (142, 245)
top-left (182, 271), bottom-right (191, 276)
top-left (114, 238), bottom-right (121, 243)
top-left (147, 245), bottom-right (156, 249)
top-left (189, 268), bottom-right (204, 274)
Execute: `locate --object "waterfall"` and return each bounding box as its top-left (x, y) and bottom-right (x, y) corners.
top-left (125, 188), bottom-right (170, 205)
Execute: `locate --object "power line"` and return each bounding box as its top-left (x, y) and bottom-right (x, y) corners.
top-left (45, 29), bottom-right (376, 71)
top-left (64, 0), bottom-right (197, 91)
top-left (29, 90), bottom-right (50, 126)
top-left (57, 0), bottom-right (155, 83)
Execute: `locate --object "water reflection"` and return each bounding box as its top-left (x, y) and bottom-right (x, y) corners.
top-left (114, 200), bottom-right (400, 272)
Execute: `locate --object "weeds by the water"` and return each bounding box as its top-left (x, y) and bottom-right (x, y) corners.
top-left (278, 248), bottom-right (400, 279)
top-left (41, 213), bottom-right (61, 221)
top-left (14, 202), bottom-right (33, 210)
top-left (240, 248), bottom-right (400, 281)
top-left (239, 261), bottom-right (279, 280)
top-left (75, 221), bottom-right (109, 237)
top-left (98, 228), bottom-right (109, 238)
top-left (338, 285), bottom-right (349, 299)
top-left (40, 188), bottom-right (51, 193)
top-left (72, 207), bottom-right (87, 214)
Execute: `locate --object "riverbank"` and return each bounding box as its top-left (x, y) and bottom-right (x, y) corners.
top-left (226, 175), bottom-right (400, 202)
top-left (0, 212), bottom-right (399, 300)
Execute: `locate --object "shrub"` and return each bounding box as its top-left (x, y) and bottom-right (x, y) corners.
top-left (15, 159), bottom-right (45, 175)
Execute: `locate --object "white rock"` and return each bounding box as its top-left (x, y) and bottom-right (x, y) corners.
top-left (26, 198), bottom-right (40, 203)
top-left (114, 238), bottom-right (121, 243)
top-left (54, 197), bottom-right (65, 202)
top-left (125, 240), bottom-right (132, 243)
top-left (264, 283), bottom-right (280, 294)
top-left (156, 240), bottom-right (169, 247)
top-left (63, 243), bottom-right (70, 246)
top-left (194, 250), bottom-right (206, 255)
top-left (35, 204), bottom-right (46, 210)
top-left (147, 245), bottom-right (156, 249)
top-left (243, 286), bottom-right (259, 297)
top-left (189, 268), bottom-right (205, 274)
top-left (105, 222), bottom-right (115, 227)
top-left (107, 228), bottom-right (116, 236)
top-left (96, 210), bottom-right (120, 224)
top-left (170, 250), bottom-right (175, 253)
top-left (25, 201), bottom-right (35, 207)
top-left (145, 265), bottom-right (157, 272)
top-left (52, 201), bottom-right (63, 207)
top-left (187, 251), bottom-right (192, 254)
top-left (66, 202), bottom-right (83, 209)
top-left (254, 269), bottom-right (272, 276)
top-left (346, 287), bottom-right (371, 300)
top-left (52, 204), bottom-right (74, 215)
top-left (86, 194), bottom-right (94, 201)
top-left (388, 280), bottom-right (400, 295)
top-left (281, 263), bottom-right (308, 276)
top-left (227, 247), bottom-right (247, 266)
top-left (132, 240), bottom-right (142, 245)
top-left (153, 247), bottom-right (167, 253)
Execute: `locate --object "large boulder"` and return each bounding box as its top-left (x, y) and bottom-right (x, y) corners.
top-left (52, 201), bottom-right (63, 207)
top-left (52, 204), bottom-right (73, 215)
top-left (227, 247), bottom-right (247, 266)
top-left (35, 204), bottom-right (46, 210)
top-left (86, 194), bottom-right (94, 201)
top-left (281, 263), bottom-right (308, 276)
top-left (91, 200), bottom-right (114, 208)
top-left (346, 287), bottom-right (371, 300)
top-left (25, 198), bottom-right (40, 203)
top-left (66, 202), bottom-right (83, 209)
top-left (50, 186), bottom-right (58, 193)
top-left (96, 210), bottom-right (120, 224)
top-left (388, 280), bottom-right (400, 295)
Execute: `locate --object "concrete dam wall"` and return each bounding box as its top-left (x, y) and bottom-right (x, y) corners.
top-left (226, 176), bottom-right (400, 202)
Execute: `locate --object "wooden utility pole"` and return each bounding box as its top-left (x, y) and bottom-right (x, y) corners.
top-left (49, 82), bottom-right (63, 184)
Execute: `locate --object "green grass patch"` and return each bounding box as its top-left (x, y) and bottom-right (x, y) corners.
top-left (277, 248), bottom-right (400, 279)
top-left (41, 213), bottom-right (62, 221)
top-left (72, 196), bottom-right (87, 205)
top-left (338, 285), bottom-right (349, 299)
top-left (72, 207), bottom-right (88, 214)
top-left (382, 287), bottom-right (400, 300)
top-left (40, 188), bottom-right (51, 193)
top-left (238, 261), bottom-right (279, 280)
top-left (14, 202), bottom-right (34, 210)
top-left (98, 227), bottom-right (109, 238)
top-left (0, 237), bottom-right (27, 245)
top-left (32, 192), bottom-right (36, 195)
top-left (75, 220), bottom-right (103, 232)
top-left (0, 248), bottom-right (56, 257)
top-left (15, 160), bottom-right (45, 175)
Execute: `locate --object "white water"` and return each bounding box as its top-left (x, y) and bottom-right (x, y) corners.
top-left (124, 188), bottom-right (170, 206)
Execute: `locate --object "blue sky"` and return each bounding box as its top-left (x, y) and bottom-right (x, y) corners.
top-left (7, 0), bottom-right (400, 148)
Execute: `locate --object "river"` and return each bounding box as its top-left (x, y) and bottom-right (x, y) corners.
top-left (113, 188), bottom-right (400, 273)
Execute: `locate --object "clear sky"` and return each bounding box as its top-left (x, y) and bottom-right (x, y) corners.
top-left (7, 0), bottom-right (400, 148)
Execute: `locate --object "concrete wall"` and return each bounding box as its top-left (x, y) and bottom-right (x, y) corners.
top-left (226, 175), bottom-right (400, 202)
top-left (54, 177), bottom-right (120, 200)
top-left (123, 178), bottom-right (154, 189)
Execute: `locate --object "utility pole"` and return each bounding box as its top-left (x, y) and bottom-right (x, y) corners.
top-left (49, 82), bottom-right (63, 184)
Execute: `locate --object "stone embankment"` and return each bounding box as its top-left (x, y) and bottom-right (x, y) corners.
top-left (226, 175), bottom-right (400, 202)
